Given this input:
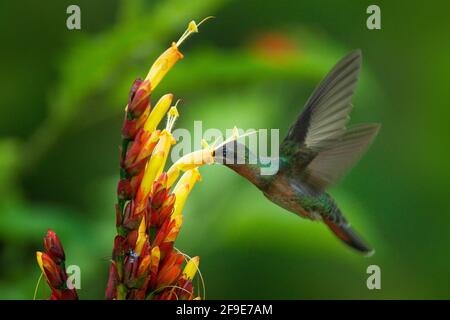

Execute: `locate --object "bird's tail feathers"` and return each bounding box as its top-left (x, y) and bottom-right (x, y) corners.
top-left (323, 216), bottom-right (374, 256)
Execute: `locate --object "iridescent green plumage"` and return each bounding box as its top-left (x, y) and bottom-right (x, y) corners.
top-left (215, 50), bottom-right (380, 254)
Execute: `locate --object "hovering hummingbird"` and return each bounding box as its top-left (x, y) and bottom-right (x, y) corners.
top-left (214, 50), bottom-right (380, 255)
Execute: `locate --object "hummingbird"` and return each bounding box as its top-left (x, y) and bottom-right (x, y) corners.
top-left (214, 50), bottom-right (380, 255)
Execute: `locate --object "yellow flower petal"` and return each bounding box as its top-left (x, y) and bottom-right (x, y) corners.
top-left (166, 149), bottom-right (213, 188)
top-left (36, 251), bottom-right (44, 273)
top-left (137, 130), bottom-right (175, 207)
top-left (183, 256), bottom-right (200, 280)
top-left (172, 168), bottom-right (201, 217)
top-left (166, 165), bottom-right (181, 189)
top-left (135, 217), bottom-right (147, 256)
top-left (144, 94), bottom-right (173, 133)
top-left (145, 43), bottom-right (183, 91)
top-left (151, 246), bottom-right (160, 271)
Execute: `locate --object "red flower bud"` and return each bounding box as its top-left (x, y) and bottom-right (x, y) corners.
top-left (112, 235), bottom-right (126, 260)
top-left (126, 230), bottom-right (138, 250)
top-left (128, 81), bottom-right (151, 118)
top-left (156, 252), bottom-right (184, 289)
top-left (115, 204), bottom-right (122, 227)
top-left (158, 202), bottom-right (175, 226)
top-left (128, 79), bottom-right (143, 105)
top-left (117, 179), bottom-right (132, 201)
top-left (43, 229), bottom-right (65, 263)
top-left (122, 201), bottom-right (142, 230)
top-left (123, 130), bottom-right (147, 167)
top-left (40, 252), bottom-right (64, 288)
top-left (126, 157), bottom-right (150, 177)
top-left (130, 170), bottom-right (144, 195)
top-left (124, 253), bottom-right (139, 287)
top-left (150, 188), bottom-right (168, 210)
top-left (105, 262), bottom-right (118, 300)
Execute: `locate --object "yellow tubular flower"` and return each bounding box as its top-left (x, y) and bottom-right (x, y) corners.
top-left (36, 251), bottom-right (51, 286)
top-left (36, 251), bottom-right (44, 273)
top-left (166, 127), bottom-right (258, 188)
top-left (137, 130), bottom-right (175, 206)
top-left (144, 94), bottom-right (173, 133)
top-left (135, 217), bottom-right (147, 256)
top-left (166, 165), bottom-right (181, 189)
top-left (171, 168), bottom-right (202, 218)
top-left (167, 148), bottom-right (214, 188)
top-left (183, 256), bottom-right (200, 280)
top-left (150, 246), bottom-right (160, 273)
top-left (144, 17), bottom-right (213, 92)
top-left (145, 43), bottom-right (183, 92)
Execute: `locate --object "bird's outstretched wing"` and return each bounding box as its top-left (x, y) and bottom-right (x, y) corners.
top-left (301, 123), bottom-right (379, 191)
top-left (280, 50), bottom-right (380, 192)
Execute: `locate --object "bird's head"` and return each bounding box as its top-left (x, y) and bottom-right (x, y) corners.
top-left (213, 140), bottom-right (267, 188)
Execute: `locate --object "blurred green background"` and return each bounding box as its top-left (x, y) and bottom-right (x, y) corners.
top-left (1, 0), bottom-right (449, 299)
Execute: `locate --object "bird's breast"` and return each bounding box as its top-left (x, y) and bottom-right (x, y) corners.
top-left (263, 175), bottom-right (319, 220)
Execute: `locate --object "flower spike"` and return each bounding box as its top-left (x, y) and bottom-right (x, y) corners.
top-left (37, 19), bottom-right (210, 300)
top-left (105, 19), bottom-right (212, 300)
